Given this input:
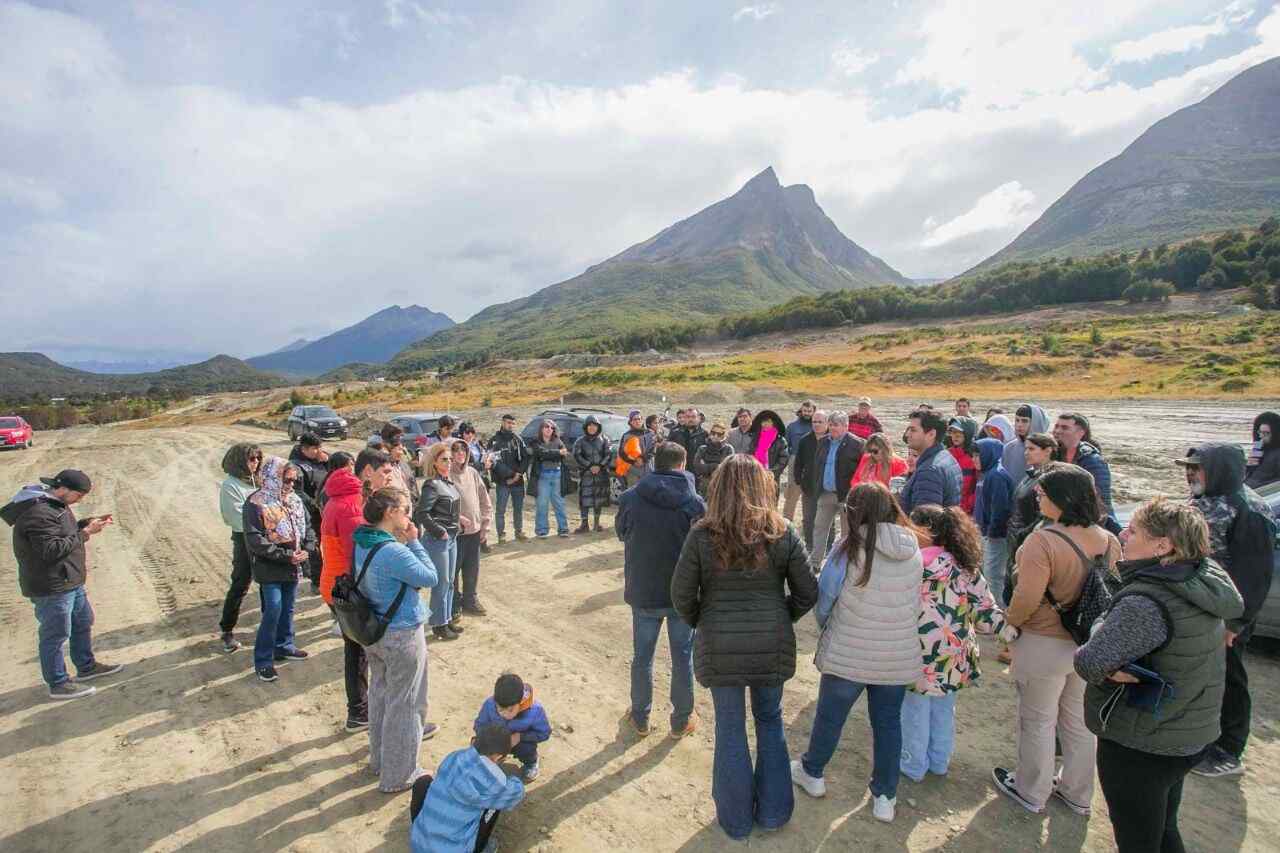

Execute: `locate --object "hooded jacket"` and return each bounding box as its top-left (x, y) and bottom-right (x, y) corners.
top-left (242, 457), bottom-right (316, 585)
top-left (287, 444), bottom-right (328, 527)
top-left (573, 417), bottom-right (614, 509)
top-left (1002, 404), bottom-right (1050, 483)
top-left (319, 467), bottom-right (364, 604)
top-left (1246, 411), bottom-right (1280, 489)
top-left (616, 470), bottom-right (706, 608)
top-left (1066, 441), bottom-right (1114, 519)
top-left (983, 414), bottom-right (1015, 445)
top-left (899, 443), bottom-right (963, 513)
top-left (946, 416), bottom-right (980, 515)
top-left (410, 746), bottom-right (525, 853)
top-left (451, 458), bottom-right (492, 537)
top-left (974, 437), bottom-right (1015, 539)
top-left (2, 484), bottom-right (89, 598)
top-left (747, 410), bottom-right (790, 481)
top-left (474, 683), bottom-right (552, 744)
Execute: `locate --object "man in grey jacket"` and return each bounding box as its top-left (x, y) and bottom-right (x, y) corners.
top-left (1002, 403), bottom-right (1050, 483)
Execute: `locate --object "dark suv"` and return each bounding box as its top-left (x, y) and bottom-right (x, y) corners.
top-left (370, 413), bottom-right (451, 475)
top-left (286, 405), bottom-right (348, 440)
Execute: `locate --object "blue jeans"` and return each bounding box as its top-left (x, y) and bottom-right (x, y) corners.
top-left (423, 535), bottom-right (457, 627)
top-left (32, 586), bottom-right (96, 687)
top-left (630, 607), bottom-right (695, 730)
top-left (709, 684), bottom-right (793, 839)
top-left (254, 581), bottom-right (299, 670)
top-left (983, 536), bottom-right (1008, 603)
top-left (495, 481), bottom-right (525, 537)
top-left (899, 690), bottom-right (958, 781)
top-left (535, 468), bottom-right (567, 536)
top-left (802, 674), bottom-right (907, 799)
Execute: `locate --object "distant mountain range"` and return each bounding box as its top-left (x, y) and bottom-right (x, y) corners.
top-left (0, 353), bottom-right (286, 403)
top-left (973, 56), bottom-right (1280, 272)
top-left (247, 305), bottom-right (455, 377)
top-left (392, 167), bottom-right (908, 367)
top-left (264, 338), bottom-right (312, 356)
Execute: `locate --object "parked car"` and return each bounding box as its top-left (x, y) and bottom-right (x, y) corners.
top-left (1115, 481), bottom-right (1280, 640)
top-left (368, 412), bottom-right (452, 475)
top-left (286, 405), bottom-right (348, 441)
top-left (520, 408), bottom-right (630, 496)
top-left (0, 416), bottom-right (33, 450)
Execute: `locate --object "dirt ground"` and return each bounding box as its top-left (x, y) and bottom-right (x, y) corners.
top-left (1, 406), bottom-right (1278, 852)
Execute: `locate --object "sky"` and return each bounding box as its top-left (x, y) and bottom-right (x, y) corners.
top-left (2, 0), bottom-right (1279, 364)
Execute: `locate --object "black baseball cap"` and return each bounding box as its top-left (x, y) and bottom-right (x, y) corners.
top-left (40, 469), bottom-right (92, 493)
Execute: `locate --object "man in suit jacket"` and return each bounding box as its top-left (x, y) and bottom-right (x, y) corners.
top-left (807, 411), bottom-right (864, 568)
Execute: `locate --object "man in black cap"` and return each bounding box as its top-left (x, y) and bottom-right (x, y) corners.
top-left (1, 469), bottom-right (123, 700)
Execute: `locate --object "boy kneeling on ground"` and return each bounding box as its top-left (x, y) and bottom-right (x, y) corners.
top-left (410, 723), bottom-right (525, 853)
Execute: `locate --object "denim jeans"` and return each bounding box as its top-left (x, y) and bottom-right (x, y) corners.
top-left (899, 690), bottom-right (958, 781)
top-left (630, 607), bottom-right (695, 730)
top-left (801, 674), bottom-right (907, 799)
top-left (709, 684), bottom-right (793, 839)
top-left (535, 468), bottom-right (567, 536)
top-left (495, 481), bottom-right (525, 537)
top-left (423, 535), bottom-right (458, 627)
top-left (254, 581), bottom-right (299, 670)
top-left (982, 536), bottom-right (1009, 604)
top-left (32, 586), bottom-right (96, 687)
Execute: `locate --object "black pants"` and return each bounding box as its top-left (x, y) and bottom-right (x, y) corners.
top-left (344, 634), bottom-right (368, 719)
top-left (218, 532), bottom-right (253, 633)
top-left (410, 774), bottom-right (500, 851)
top-left (1217, 634), bottom-right (1251, 757)
top-left (454, 532), bottom-right (482, 610)
top-left (1097, 739), bottom-right (1200, 853)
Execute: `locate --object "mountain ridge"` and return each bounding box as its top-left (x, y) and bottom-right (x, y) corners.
top-left (0, 352), bottom-right (286, 403)
top-left (248, 304), bottom-right (454, 376)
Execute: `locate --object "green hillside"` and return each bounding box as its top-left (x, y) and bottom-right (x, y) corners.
top-left (0, 353), bottom-right (287, 404)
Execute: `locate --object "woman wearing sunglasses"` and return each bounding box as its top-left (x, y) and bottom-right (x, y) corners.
top-left (218, 443), bottom-right (262, 653)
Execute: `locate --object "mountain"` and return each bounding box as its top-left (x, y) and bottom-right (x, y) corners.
top-left (972, 57), bottom-right (1280, 272)
top-left (265, 337), bottom-right (311, 356)
top-left (393, 167), bottom-right (908, 367)
top-left (247, 305), bottom-right (454, 376)
top-left (0, 353), bottom-right (286, 403)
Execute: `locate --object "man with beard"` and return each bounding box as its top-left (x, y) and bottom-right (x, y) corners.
top-left (783, 401), bottom-right (817, 522)
top-left (488, 414), bottom-right (530, 544)
top-left (668, 408), bottom-right (708, 462)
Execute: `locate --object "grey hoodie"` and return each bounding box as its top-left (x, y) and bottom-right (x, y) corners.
top-left (1002, 404), bottom-right (1050, 483)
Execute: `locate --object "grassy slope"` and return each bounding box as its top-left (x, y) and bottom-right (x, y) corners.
top-left (0, 353), bottom-right (286, 403)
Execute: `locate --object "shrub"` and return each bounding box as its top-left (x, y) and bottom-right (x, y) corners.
top-left (1090, 326), bottom-right (1103, 346)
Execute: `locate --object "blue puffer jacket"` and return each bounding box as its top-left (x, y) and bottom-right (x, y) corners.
top-left (974, 438), bottom-right (1015, 539)
top-left (900, 444), bottom-right (962, 512)
top-left (352, 526), bottom-right (437, 630)
top-left (1070, 442), bottom-right (1115, 520)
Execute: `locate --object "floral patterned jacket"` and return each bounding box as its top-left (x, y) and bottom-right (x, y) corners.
top-left (912, 546), bottom-right (1010, 696)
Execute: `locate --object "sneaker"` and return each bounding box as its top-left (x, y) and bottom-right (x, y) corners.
top-left (431, 626), bottom-right (459, 641)
top-left (276, 648), bottom-right (309, 661)
top-left (345, 716), bottom-right (369, 732)
top-left (558, 530), bottom-right (570, 538)
top-left (1192, 746), bottom-right (1244, 778)
top-left (77, 661), bottom-right (124, 681)
top-left (49, 680), bottom-right (96, 700)
top-left (790, 760), bottom-right (826, 798)
top-left (992, 767), bottom-right (1042, 813)
top-left (623, 710), bottom-right (650, 737)
top-left (872, 794), bottom-right (896, 823)
top-left (222, 632), bottom-right (242, 653)
top-left (257, 666), bottom-right (279, 683)
top-left (575, 521), bottom-right (591, 534)
top-left (422, 722), bottom-right (439, 741)
top-left (497, 534), bottom-right (507, 545)
top-left (515, 532), bottom-right (530, 542)
top-left (462, 599), bottom-right (488, 616)
top-left (536, 533), bottom-right (549, 539)
top-left (522, 760), bottom-right (540, 782)
top-left (1051, 785), bottom-right (1092, 817)
top-left (671, 714), bottom-right (698, 739)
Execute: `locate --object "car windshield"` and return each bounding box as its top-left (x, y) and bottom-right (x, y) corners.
top-left (0, 418), bottom-right (18, 428)
top-left (600, 419), bottom-right (628, 441)
top-left (305, 407), bottom-right (338, 418)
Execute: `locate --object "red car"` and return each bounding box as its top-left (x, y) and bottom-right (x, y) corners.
top-left (0, 416), bottom-right (34, 450)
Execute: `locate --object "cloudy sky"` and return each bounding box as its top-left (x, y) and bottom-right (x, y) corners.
top-left (2, 0), bottom-right (1278, 363)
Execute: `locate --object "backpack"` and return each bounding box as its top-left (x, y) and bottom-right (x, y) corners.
top-left (331, 541), bottom-right (408, 647)
top-left (1042, 528), bottom-right (1114, 646)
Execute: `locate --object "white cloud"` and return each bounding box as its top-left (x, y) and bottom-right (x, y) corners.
top-left (1109, 2), bottom-right (1253, 65)
top-left (831, 46), bottom-right (879, 76)
top-left (385, 0), bottom-right (465, 30)
top-left (921, 181), bottom-right (1037, 248)
top-left (0, 169), bottom-right (62, 213)
top-left (732, 4), bottom-right (779, 23)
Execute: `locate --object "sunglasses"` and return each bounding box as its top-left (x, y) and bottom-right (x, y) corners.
top-left (249, 454), bottom-right (263, 461)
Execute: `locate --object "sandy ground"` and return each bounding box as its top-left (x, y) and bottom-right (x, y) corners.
top-left (1, 414), bottom-right (1278, 852)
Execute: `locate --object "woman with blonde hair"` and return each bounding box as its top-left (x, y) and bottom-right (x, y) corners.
top-left (671, 455), bottom-right (817, 840)
top-left (851, 433), bottom-right (909, 488)
top-left (415, 442), bottom-right (461, 641)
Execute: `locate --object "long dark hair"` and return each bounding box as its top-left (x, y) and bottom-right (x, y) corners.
top-left (1255, 411), bottom-right (1280, 447)
top-left (909, 505), bottom-right (983, 578)
top-left (842, 482), bottom-right (914, 587)
top-left (1039, 463), bottom-right (1104, 527)
top-left (697, 455), bottom-right (786, 571)
top-left (363, 486), bottom-right (409, 525)
top-left (221, 442), bottom-right (261, 484)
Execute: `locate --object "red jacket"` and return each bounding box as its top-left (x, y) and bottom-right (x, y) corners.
top-left (319, 468), bottom-right (364, 604)
top-left (851, 453), bottom-right (908, 488)
top-left (948, 446), bottom-right (979, 515)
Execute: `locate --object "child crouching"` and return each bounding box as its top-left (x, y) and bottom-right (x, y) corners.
top-left (410, 723), bottom-right (525, 853)
top-left (475, 673), bottom-right (551, 783)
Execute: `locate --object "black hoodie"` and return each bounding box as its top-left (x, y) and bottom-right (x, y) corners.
top-left (1, 485), bottom-right (89, 598)
top-left (1247, 411), bottom-right (1280, 489)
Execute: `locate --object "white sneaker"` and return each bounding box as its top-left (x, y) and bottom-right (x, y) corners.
top-left (790, 759), bottom-right (826, 798)
top-left (872, 794), bottom-right (896, 823)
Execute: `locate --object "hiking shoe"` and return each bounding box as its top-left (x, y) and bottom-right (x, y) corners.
top-left (557, 530), bottom-right (571, 538)
top-left (222, 632), bottom-right (242, 652)
top-left (872, 794), bottom-right (896, 823)
top-left (1051, 786), bottom-right (1092, 816)
top-left (462, 599), bottom-right (488, 616)
top-left (791, 760), bottom-right (826, 798)
top-left (515, 532), bottom-right (530, 542)
top-left (276, 648), bottom-right (309, 661)
top-left (422, 722), bottom-right (439, 740)
top-left (623, 710), bottom-right (650, 737)
top-left (522, 761), bottom-right (540, 783)
top-left (345, 715), bottom-right (369, 732)
top-left (671, 714), bottom-right (698, 739)
top-left (49, 680), bottom-right (96, 700)
top-left (992, 767), bottom-right (1042, 813)
top-left (77, 661), bottom-right (124, 681)
top-left (1192, 746), bottom-right (1244, 778)
top-left (431, 626), bottom-right (459, 641)
top-left (447, 620), bottom-right (465, 634)
top-left (257, 666), bottom-right (279, 683)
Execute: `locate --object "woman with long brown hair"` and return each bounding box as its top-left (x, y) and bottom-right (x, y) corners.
top-left (671, 455), bottom-right (817, 840)
top-left (851, 432), bottom-right (909, 488)
top-left (792, 481), bottom-right (922, 823)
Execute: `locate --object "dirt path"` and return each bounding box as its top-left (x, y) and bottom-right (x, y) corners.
top-left (1, 424), bottom-right (1277, 852)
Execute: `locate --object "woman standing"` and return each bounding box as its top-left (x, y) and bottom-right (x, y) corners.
top-left (354, 487), bottom-right (440, 793)
top-left (791, 482), bottom-right (922, 823)
top-left (218, 442), bottom-right (261, 653)
top-left (747, 409), bottom-right (790, 487)
top-left (1246, 411), bottom-right (1280, 489)
top-left (415, 443), bottom-right (462, 641)
top-left (851, 433), bottom-right (908, 489)
top-left (691, 422), bottom-right (734, 496)
top-left (450, 440), bottom-right (492, 619)
top-left (1075, 499), bottom-right (1242, 852)
top-left (572, 416), bottom-right (613, 533)
top-left (900, 504), bottom-right (1011, 782)
top-left (242, 456), bottom-right (314, 682)
top-left (671, 456), bottom-right (817, 840)
top-left (993, 463), bottom-right (1120, 815)
top-left (527, 419), bottom-right (570, 538)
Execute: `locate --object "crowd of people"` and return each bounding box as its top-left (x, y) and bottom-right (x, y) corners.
top-left (3, 398), bottom-right (1278, 852)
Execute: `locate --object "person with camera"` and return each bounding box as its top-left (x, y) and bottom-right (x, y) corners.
top-left (488, 414), bottom-right (530, 544)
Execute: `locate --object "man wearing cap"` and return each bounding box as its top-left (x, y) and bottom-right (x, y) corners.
top-left (847, 397), bottom-right (883, 441)
top-left (2, 469), bottom-right (123, 700)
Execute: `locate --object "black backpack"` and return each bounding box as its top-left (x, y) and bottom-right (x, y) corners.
top-left (1042, 528), bottom-right (1114, 646)
top-left (331, 541), bottom-right (408, 647)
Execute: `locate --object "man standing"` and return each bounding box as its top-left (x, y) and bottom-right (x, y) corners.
top-left (1052, 413), bottom-right (1114, 521)
top-left (727, 408), bottom-right (754, 454)
top-left (423, 415), bottom-right (456, 448)
top-left (806, 412), bottom-right (863, 567)
top-left (900, 410), bottom-right (962, 513)
top-left (792, 410), bottom-right (830, 552)
top-left (1002, 404), bottom-right (1050, 483)
top-left (955, 398), bottom-right (972, 418)
top-left (2, 470), bottom-right (123, 700)
top-left (488, 414), bottom-right (530, 544)
top-left (783, 401), bottom-right (816, 522)
top-left (847, 397), bottom-right (883, 440)
top-left (1179, 445), bottom-right (1278, 778)
top-left (616, 443), bottom-right (706, 738)
top-left (668, 408), bottom-right (707, 462)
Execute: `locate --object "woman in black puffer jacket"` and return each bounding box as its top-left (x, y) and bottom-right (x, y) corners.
top-left (671, 455), bottom-right (817, 841)
top-left (573, 416), bottom-right (613, 533)
top-left (747, 409), bottom-right (790, 487)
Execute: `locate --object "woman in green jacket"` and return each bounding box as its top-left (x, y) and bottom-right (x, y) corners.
top-left (217, 442), bottom-right (261, 652)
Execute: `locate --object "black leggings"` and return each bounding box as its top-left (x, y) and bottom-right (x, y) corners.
top-left (410, 774), bottom-right (500, 851)
top-left (454, 532), bottom-right (482, 608)
top-left (218, 532), bottom-right (253, 633)
top-left (1097, 738), bottom-right (1200, 853)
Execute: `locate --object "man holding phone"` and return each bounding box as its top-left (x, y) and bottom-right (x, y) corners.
top-left (1, 469), bottom-right (123, 700)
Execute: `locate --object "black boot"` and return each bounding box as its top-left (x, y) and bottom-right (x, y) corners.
top-left (575, 518), bottom-right (591, 534)
top-left (593, 509), bottom-right (604, 532)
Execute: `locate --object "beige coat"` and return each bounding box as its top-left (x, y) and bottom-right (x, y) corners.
top-left (452, 463), bottom-right (492, 537)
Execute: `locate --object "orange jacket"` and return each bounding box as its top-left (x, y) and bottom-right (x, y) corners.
top-left (319, 468), bottom-right (364, 604)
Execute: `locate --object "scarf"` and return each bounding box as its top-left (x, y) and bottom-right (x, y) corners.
top-left (249, 456), bottom-right (306, 547)
top-left (754, 426), bottom-right (777, 467)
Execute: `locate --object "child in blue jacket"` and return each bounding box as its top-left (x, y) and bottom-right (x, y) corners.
top-left (474, 673), bottom-right (551, 783)
top-left (410, 723), bottom-right (525, 853)
top-left (973, 437), bottom-right (1015, 601)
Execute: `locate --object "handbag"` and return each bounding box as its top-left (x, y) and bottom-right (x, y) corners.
top-left (1042, 528), bottom-right (1114, 646)
top-left (330, 541), bottom-right (409, 647)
